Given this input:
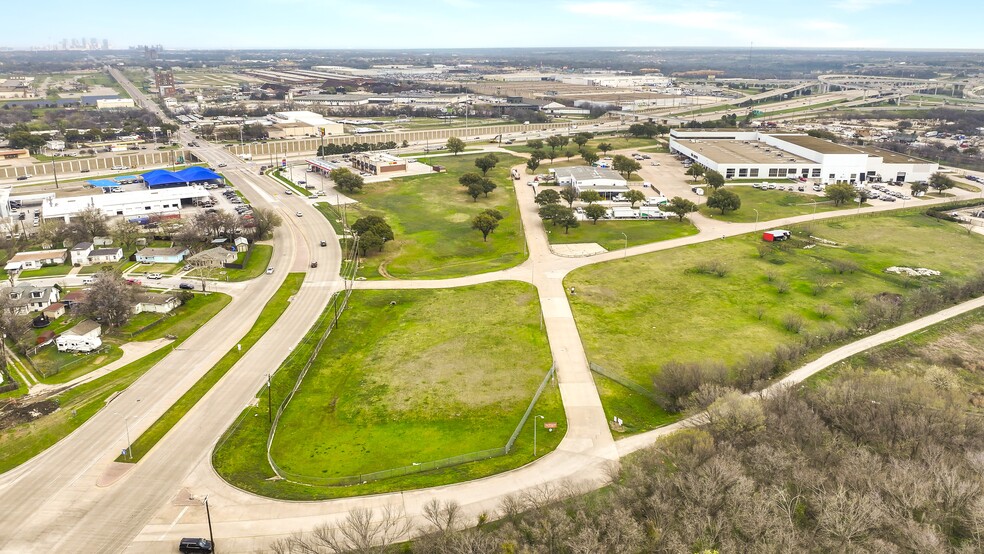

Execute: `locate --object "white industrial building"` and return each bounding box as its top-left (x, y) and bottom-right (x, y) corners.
top-left (268, 111), bottom-right (345, 136)
top-left (669, 130), bottom-right (939, 185)
top-left (39, 186), bottom-right (209, 222)
top-left (95, 98), bottom-right (136, 110)
top-left (553, 167), bottom-right (629, 199)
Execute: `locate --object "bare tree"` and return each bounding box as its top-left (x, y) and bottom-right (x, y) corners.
top-left (79, 271), bottom-right (138, 328)
top-left (111, 219), bottom-right (142, 253)
top-left (65, 206), bottom-right (109, 244)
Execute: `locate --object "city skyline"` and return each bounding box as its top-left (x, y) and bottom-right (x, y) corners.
top-left (4, 0), bottom-right (983, 51)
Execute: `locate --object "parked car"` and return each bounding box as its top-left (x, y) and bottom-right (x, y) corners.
top-left (179, 537), bottom-right (213, 553)
top-left (147, 273), bottom-right (163, 280)
top-left (179, 282), bottom-right (195, 290)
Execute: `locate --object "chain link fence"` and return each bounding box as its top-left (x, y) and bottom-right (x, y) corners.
top-left (589, 362), bottom-right (655, 400)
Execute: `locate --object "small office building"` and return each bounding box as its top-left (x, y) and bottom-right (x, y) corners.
top-left (553, 166), bottom-right (629, 199)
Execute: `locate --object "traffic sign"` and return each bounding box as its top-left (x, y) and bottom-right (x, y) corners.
top-left (544, 422), bottom-right (558, 429)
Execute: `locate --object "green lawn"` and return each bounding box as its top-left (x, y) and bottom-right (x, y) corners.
top-left (79, 260), bottom-right (139, 275)
top-left (345, 153), bottom-right (528, 279)
top-left (18, 264), bottom-right (73, 279)
top-left (132, 262), bottom-right (181, 275)
top-left (121, 275), bottom-right (303, 463)
top-left (0, 292), bottom-right (231, 474)
top-left (214, 282), bottom-right (563, 499)
top-left (270, 168), bottom-right (314, 197)
top-left (698, 186), bottom-right (864, 223)
top-left (548, 219), bottom-right (698, 251)
top-left (403, 148), bottom-right (480, 157)
top-left (527, 159), bottom-right (588, 175)
top-left (116, 292), bottom-right (231, 339)
top-left (566, 211), bottom-right (984, 431)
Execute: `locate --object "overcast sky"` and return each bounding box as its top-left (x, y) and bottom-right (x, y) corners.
top-left (6, 0), bottom-right (983, 51)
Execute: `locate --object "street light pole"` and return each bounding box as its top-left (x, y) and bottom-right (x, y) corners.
top-left (533, 414), bottom-right (545, 456)
top-left (267, 374), bottom-right (272, 424)
top-left (753, 208), bottom-right (759, 231)
top-left (202, 495), bottom-right (215, 550)
top-left (621, 232), bottom-right (628, 258)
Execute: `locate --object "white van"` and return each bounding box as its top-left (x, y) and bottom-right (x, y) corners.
top-left (81, 277), bottom-right (95, 285)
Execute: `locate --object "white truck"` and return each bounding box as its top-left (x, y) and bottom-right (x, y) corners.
top-left (639, 206), bottom-right (668, 219)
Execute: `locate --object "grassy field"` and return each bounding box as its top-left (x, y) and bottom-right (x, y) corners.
top-left (0, 292), bottom-right (232, 474)
top-left (698, 186), bottom-right (864, 223)
top-left (214, 282), bottom-right (562, 499)
top-left (343, 153), bottom-right (528, 279)
top-left (548, 219), bottom-right (698, 251)
top-left (116, 292), bottom-right (231, 339)
top-left (120, 275), bottom-right (303, 463)
top-left (566, 211), bottom-right (984, 431)
top-left (527, 159), bottom-right (588, 175)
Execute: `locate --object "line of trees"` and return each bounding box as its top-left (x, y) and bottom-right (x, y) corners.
top-left (316, 141), bottom-right (399, 156)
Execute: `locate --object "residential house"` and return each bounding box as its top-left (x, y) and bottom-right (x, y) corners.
top-left (133, 293), bottom-right (180, 314)
top-left (234, 237), bottom-right (249, 252)
top-left (2, 284), bottom-right (60, 315)
top-left (87, 247), bottom-right (123, 264)
top-left (61, 290), bottom-right (88, 309)
top-left (3, 249), bottom-right (68, 272)
top-left (55, 319), bottom-right (102, 353)
top-left (69, 242), bottom-right (94, 266)
top-left (188, 247), bottom-right (237, 268)
top-left (134, 246), bottom-right (190, 264)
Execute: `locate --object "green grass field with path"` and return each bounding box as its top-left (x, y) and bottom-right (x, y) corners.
top-left (215, 282), bottom-right (564, 499)
top-left (345, 153), bottom-right (528, 279)
top-left (547, 219), bottom-right (698, 251)
top-left (698, 186), bottom-right (866, 222)
top-left (567, 211), bottom-right (984, 432)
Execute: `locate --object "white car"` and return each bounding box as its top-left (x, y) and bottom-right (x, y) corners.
top-left (218, 163), bottom-right (227, 168)
top-left (147, 272), bottom-right (163, 280)
top-left (266, 267), bottom-right (274, 274)
top-left (111, 165), bottom-right (130, 171)
top-left (296, 211), bottom-right (303, 217)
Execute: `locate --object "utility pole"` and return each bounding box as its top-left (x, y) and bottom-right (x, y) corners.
top-left (202, 495), bottom-right (215, 551)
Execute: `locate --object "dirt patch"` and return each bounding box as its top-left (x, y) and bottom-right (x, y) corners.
top-left (447, 213), bottom-right (470, 223)
top-left (0, 398), bottom-right (59, 430)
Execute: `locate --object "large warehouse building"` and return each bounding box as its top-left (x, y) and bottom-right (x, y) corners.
top-left (669, 130), bottom-right (938, 185)
top-left (41, 186), bottom-right (209, 221)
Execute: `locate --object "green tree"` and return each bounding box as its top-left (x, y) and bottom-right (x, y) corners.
top-left (466, 181), bottom-right (484, 201)
top-left (585, 203), bottom-right (607, 224)
top-left (555, 208), bottom-right (579, 234)
top-left (474, 153), bottom-right (500, 176)
top-left (910, 181), bottom-right (930, 195)
top-left (666, 196), bottom-right (699, 221)
top-left (579, 190), bottom-right (602, 204)
top-left (573, 133), bottom-right (591, 150)
top-left (560, 185), bottom-right (579, 207)
top-left (686, 164), bottom-right (706, 182)
top-left (704, 169), bottom-right (726, 189)
top-left (351, 215), bottom-right (394, 243)
top-left (612, 155), bottom-right (642, 180)
top-left (6, 131), bottom-right (46, 154)
top-left (458, 172), bottom-right (483, 187)
top-left (330, 167), bottom-right (364, 193)
top-left (534, 188), bottom-right (561, 206)
top-left (625, 189), bottom-right (646, 207)
top-left (706, 188), bottom-right (741, 214)
top-left (471, 213), bottom-right (499, 241)
top-left (538, 203), bottom-right (568, 224)
top-left (581, 149), bottom-right (599, 166)
top-left (655, 124), bottom-right (670, 137)
top-left (597, 142), bottom-right (613, 154)
top-left (564, 147), bottom-right (578, 160)
top-left (824, 182), bottom-right (857, 206)
top-left (526, 157), bottom-right (541, 173)
top-left (527, 139), bottom-right (544, 151)
top-left (546, 135), bottom-right (568, 153)
top-left (445, 136), bottom-right (465, 156)
top-left (479, 178), bottom-right (497, 198)
top-left (358, 230), bottom-right (384, 255)
top-left (928, 172), bottom-right (955, 192)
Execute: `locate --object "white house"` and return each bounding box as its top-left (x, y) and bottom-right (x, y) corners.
top-left (553, 166), bottom-right (629, 199)
top-left (234, 237), bottom-right (249, 252)
top-left (133, 293), bottom-right (180, 314)
top-left (3, 249), bottom-right (67, 272)
top-left (70, 242), bottom-right (94, 266)
top-left (87, 247), bottom-right (123, 264)
top-left (188, 247), bottom-right (237, 268)
top-left (2, 284), bottom-right (60, 315)
top-left (56, 320), bottom-right (102, 353)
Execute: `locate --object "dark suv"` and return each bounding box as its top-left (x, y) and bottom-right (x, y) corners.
top-left (179, 537), bottom-right (213, 553)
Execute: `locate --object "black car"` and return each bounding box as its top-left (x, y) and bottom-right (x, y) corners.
top-left (179, 283), bottom-right (195, 290)
top-left (16, 176), bottom-right (29, 181)
top-left (179, 537), bottom-right (213, 553)
top-left (320, 240), bottom-right (327, 247)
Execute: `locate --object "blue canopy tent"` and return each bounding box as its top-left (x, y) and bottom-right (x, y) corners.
top-left (141, 167), bottom-right (223, 188)
top-left (87, 179), bottom-right (119, 188)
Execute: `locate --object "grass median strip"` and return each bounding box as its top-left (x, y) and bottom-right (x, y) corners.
top-left (119, 273), bottom-right (305, 463)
